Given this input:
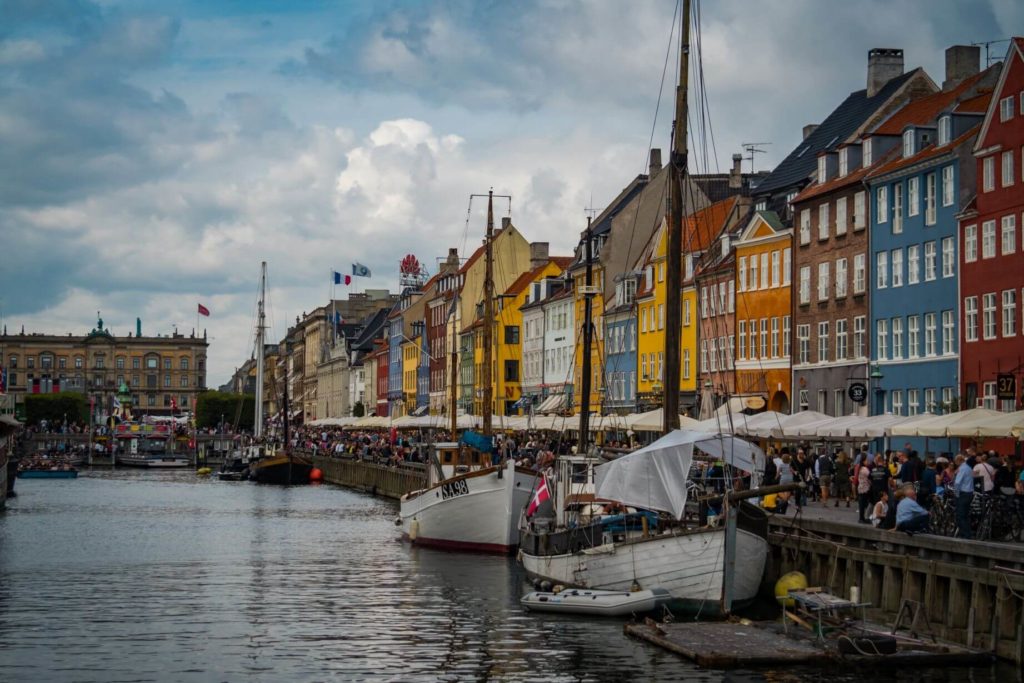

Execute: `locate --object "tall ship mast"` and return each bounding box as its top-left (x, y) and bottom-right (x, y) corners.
top-left (254, 261), bottom-right (266, 440)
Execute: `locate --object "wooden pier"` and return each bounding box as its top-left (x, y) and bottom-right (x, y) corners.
top-left (767, 515), bottom-right (1024, 663)
top-left (312, 455), bottom-right (427, 500)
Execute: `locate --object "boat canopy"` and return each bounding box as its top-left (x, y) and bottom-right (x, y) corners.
top-left (594, 429), bottom-right (765, 520)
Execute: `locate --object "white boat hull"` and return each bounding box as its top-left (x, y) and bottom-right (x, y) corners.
top-left (521, 588), bottom-right (671, 616)
top-left (520, 526), bottom-right (767, 611)
top-left (116, 455), bottom-right (191, 468)
top-left (400, 461), bottom-right (537, 553)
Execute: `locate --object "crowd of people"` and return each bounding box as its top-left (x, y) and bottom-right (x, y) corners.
top-left (17, 449), bottom-right (80, 472)
top-left (762, 444), bottom-right (1024, 537)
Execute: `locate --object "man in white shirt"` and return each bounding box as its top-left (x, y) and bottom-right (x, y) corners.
top-left (972, 453), bottom-right (995, 493)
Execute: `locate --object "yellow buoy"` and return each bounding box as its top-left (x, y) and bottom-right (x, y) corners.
top-left (774, 571), bottom-right (808, 607)
top-left (196, 467), bottom-right (212, 476)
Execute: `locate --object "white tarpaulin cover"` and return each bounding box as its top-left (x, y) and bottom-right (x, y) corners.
top-left (595, 429), bottom-right (765, 520)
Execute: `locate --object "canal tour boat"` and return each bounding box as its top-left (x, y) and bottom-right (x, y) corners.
top-left (399, 442), bottom-right (537, 553)
top-left (17, 468), bottom-right (79, 479)
top-left (113, 422), bottom-right (191, 468)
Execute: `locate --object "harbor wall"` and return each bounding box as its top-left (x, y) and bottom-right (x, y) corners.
top-left (767, 517), bottom-right (1024, 663)
top-left (312, 455), bottom-right (427, 500)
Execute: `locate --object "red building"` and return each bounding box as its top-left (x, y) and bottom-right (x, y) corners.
top-left (959, 38), bottom-right (1024, 414)
top-left (373, 340), bottom-right (390, 417)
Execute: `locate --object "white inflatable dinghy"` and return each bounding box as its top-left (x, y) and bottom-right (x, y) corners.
top-left (520, 588), bottom-right (671, 616)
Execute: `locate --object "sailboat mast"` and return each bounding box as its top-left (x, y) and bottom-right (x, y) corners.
top-left (663, 0), bottom-right (691, 434)
top-left (579, 217), bottom-right (593, 448)
top-left (449, 297), bottom-right (458, 436)
top-left (255, 261), bottom-right (266, 439)
top-left (482, 190), bottom-right (495, 437)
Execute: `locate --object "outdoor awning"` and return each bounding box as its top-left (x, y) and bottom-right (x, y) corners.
top-left (412, 405), bottom-right (429, 417)
top-left (716, 395), bottom-right (768, 414)
top-left (536, 393), bottom-right (566, 414)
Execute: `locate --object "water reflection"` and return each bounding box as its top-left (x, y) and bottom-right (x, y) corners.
top-left (0, 469), bottom-right (1017, 682)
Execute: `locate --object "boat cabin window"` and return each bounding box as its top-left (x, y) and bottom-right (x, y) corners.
top-left (441, 450), bottom-right (454, 464)
top-left (571, 463), bottom-right (591, 483)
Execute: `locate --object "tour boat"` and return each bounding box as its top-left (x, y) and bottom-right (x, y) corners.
top-left (399, 442), bottom-right (537, 553)
top-left (520, 587), bottom-right (672, 617)
top-left (17, 468), bottom-right (79, 479)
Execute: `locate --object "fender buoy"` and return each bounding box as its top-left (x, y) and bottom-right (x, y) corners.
top-left (775, 571), bottom-right (808, 607)
top-left (409, 519), bottom-right (419, 541)
top-left (309, 468), bottom-right (323, 482)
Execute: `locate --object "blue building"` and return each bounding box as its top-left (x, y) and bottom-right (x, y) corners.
top-left (602, 274), bottom-right (638, 414)
top-left (415, 321), bottom-right (430, 412)
top-left (866, 70), bottom-right (993, 453)
top-left (386, 312), bottom-right (404, 417)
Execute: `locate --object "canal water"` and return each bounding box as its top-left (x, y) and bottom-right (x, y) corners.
top-left (0, 470), bottom-right (1016, 682)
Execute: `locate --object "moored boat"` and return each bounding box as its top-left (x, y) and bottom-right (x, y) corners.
top-left (521, 587), bottom-right (672, 617)
top-left (249, 451), bottom-right (313, 485)
top-left (18, 468), bottom-right (79, 479)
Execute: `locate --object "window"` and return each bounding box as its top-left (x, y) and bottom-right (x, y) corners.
top-left (876, 319), bottom-right (888, 360)
top-left (924, 241), bottom-right (936, 281)
top-left (658, 304), bottom-right (665, 330)
top-left (891, 317), bottom-right (903, 358)
top-left (748, 320), bottom-right (757, 360)
top-left (146, 357), bottom-right (158, 369)
top-left (835, 196), bottom-right (847, 235)
top-left (982, 220), bottom-right (996, 258)
top-left (982, 382), bottom-right (996, 410)
top-left (642, 307), bottom-right (649, 331)
top-left (132, 357), bottom-right (140, 369)
top-left (683, 299), bottom-right (691, 326)
top-left (905, 244), bottom-right (919, 284)
top-left (854, 316), bottom-right (866, 359)
top-left (942, 386), bottom-right (954, 413)
top-left (1000, 96), bottom-right (1015, 121)
top-left (658, 263), bottom-right (664, 282)
top-left (924, 173), bottom-right (936, 225)
top-left (799, 266), bottom-right (810, 304)
top-left (818, 155), bottom-right (827, 182)
top-left (818, 262), bottom-right (829, 301)
top-left (164, 358), bottom-right (171, 370)
top-left (965, 224), bottom-right (978, 262)
top-left (760, 319), bottom-right (768, 359)
top-left (892, 390), bottom-right (903, 416)
top-left (938, 116), bottom-right (951, 146)
top-left (771, 251), bottom-right (780, 287)
top-left (1002, 151), bottom-right (1015, 187)
top-left (854, 191), bottom-right (866, 230)
top-left (839, 148), bottom-right (849, 176)
top-left (800, 209), bottom-right (811, 245)
top-left (727, 281), bottom-right (735, 313)
top-left (760, 253), bottom-right (769, 289)
top-left (891, 249), bottom-right (903, 287)
top-left (836, 318), bottom-right (848, 360)
top-left (750, 255), bottom-right (759, 290)
top-left (817, 389), bottom-right (828, 414)
top-left (163, 374), bottom-right (171, 388)
top-left (738, 321), bottom-right (746, 359)
top-left (783, 248), bottom-right (791, 285)
top-left (683, 350), bottom-right (691, 379)
top-left (903, 129), bottom-right (915, 157)
top-left (95, 357), bottom-right (104, 369)
top-left (964, 297), bottom-right (978, 342)
top-left (797, 324), bottom-right (810, 364)
top-left (835, 258), bottom-right (848, 298)
top-left (783, 316), bottom-right (791, 355)
top-left (75, 357), bottom-right (83, 369)
top-left (942, 165), bottom-right (954, 206)
top-left (180, 375), bottom-right (189, 387)
top-left (116, 357), bottom-right (125, 370)
top-left (771, 317), bottom-right (780, 357)
top-left (942, 310), bottom-right (954, 355)
top-left (983, 292), bottom-right (997, 339)
top-left (504, 325), bottom-right (520, 344)
top-left (876, 251), bottom-right (888, 288)
top-left (1002, 215), bottom-right (1017, 254)
top-left (941, 238), bottom-right (954, 278)
top-left (799, 389), bottom-right (810, 411)
top-left (132, 375), bottom-right (139, 387)
top-left (908, 389), bottom-right (920, 416)
top-left (58, 357), bottom-right (66, 369)
top-left (818, 203), bottom-right (830, 240)
top-left (817, 321), bottom-right (829, 362)
top-left (834, 389), bottom-right (845, 417)
top-left (908, 177), bottom-right (920, 217)
top-left (738, 256), bottom-right (747, 291)
top-left (709, 340), bottom-right (717, 372)
top-left (642, 354), bottom-right (649, 379)
top-left (908, 315), bottom-right (920, 358)
top-left (853, 254), bottom-right (865, 294)
top-left (1003, 289), bottom-right (1017, 337)
top-left (983, 156), bottom-right (995, 192)
top-left (924, 313), bottom-right (937, 356)
top-left (863, 138), bottom-right (873, 167)
top-left (892, 183), bottom-right (903, 233)
top-left (925, 388), bottom-right (937, 413)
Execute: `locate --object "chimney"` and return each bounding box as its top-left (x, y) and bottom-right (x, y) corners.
top-left (136, 317), bottom-right (142, 337)
top-left (802, 124), bottom-right (819, 140)
top-left (729, 153), bottom-right (743, 189)
top-left (648, 148), bottom-right (662, 175)
top-left (529, 242), bottom-right (550, 269)
top-left (866, 48), bottom-right (904, 97)
top-left (501, 216), bottom-right (511, 230)
top-left (944, 44), bottom-right (980, 90)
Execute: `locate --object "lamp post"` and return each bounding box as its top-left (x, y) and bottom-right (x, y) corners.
top-left (869, 364), bottom-right (885, 416)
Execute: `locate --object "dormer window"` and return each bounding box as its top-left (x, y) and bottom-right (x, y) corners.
top-left (817, 155), bottom-right (827, 183)
top-left (938, 115), bottom-right (951, 146)
top-left (902, 129), bottom-right (915, 158)
top-left (862, 138), bottom-right (873, 167)
top-left (838, 148), bottom-right (849, 177)
top-left (756, 199), bottom-right (767, 211)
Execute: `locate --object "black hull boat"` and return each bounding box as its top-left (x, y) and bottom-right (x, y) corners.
top-left (249, 453), bottom-right (312, 485)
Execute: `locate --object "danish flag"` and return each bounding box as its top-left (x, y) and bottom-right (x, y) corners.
top-left (526, 476), bottom-right (550, 517)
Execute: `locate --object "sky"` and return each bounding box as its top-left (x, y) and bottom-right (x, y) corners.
top-left (1, 0), bottom-right (1020, 386)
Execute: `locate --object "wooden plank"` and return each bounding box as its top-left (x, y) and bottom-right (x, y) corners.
top-left (624, 622), bottom-right (826, 668)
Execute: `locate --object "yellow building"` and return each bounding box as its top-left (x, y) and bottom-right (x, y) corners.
top-left (401, 336), bottom-right (420, 415)
top-left (635, 221), bottom-right (668, 408)
top-left (495, 257), bottom-right (572, 415)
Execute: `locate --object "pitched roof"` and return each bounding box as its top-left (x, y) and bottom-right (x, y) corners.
top-left (871, 70), bottom-right (988, 136)
top-left (457, 226), bottom-right (508, 275)
top-left (503, 257), bottom-right (572, 297)
top-left (755, 70), bottom-right (921, 197)
top-left (866, 125), bottom-right (980, 181)
top-left (791, 152), bottom-right (891, 204)
top-left (974, 37), bottom-right (1024, 153)
top-left (684, 196), bottom-right (739, 253)
top-left (953, 91), bottom-right (993, 114)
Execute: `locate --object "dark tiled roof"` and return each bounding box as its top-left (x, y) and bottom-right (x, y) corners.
top-left (866, 125), bottom-right (980, 181)
top-left (755, 70), bottom-right (919, 198)
top-left (503, 257), bottom-right (573, 297)
top-left (693, 173), bottom-right (770, 203)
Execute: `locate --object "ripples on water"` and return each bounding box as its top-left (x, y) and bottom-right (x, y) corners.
top-left (0, 470), bottom-right (1017, 682)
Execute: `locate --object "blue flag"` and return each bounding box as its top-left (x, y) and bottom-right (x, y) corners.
top-left (352, 262), bottom-right (371, 278)
top-left (333, 271), bottom-right (342, 285)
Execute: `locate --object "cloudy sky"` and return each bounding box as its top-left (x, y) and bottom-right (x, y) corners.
top-left (1, 0), bottom-right (1020, 385)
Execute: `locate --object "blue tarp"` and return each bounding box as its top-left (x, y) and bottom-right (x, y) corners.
top-left (459, 430), bottom-right (494, 454)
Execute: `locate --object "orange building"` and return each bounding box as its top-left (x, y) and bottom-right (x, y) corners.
top-left (733, 210), bottom-right (793, 413)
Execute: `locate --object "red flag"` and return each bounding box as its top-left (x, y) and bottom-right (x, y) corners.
top-left (197, 303), bottom-right (210, 317)
top-left (526, 476), bottom-right (550, 517)
top-left (345, 274), bottom-right (352, 285)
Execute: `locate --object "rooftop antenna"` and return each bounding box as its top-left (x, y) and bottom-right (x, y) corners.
top-left (741, 142), bottom-right (771, 174)
top-left (971, 38), bottom-right (1011, 67)
top-left (584, 192), bottom-right (602, 221)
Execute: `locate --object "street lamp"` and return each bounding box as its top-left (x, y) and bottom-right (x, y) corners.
top-left (869, 364), bottom-right (885, 416)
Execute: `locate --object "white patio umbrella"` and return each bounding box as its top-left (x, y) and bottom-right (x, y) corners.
top-left (890, 408), bottom-right (1003, 437)
top-left (968, 410), bottom-right (1024, 439)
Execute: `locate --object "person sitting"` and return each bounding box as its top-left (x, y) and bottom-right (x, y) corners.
top-left (895, 484), bottom-right (930, 534)
top-left (869, 490), bottom-right (889, 528)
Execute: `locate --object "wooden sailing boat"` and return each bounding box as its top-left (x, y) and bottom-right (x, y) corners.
top-left (247, 262), bottom-right (313, 485)
top-left (518, 1), bottom-right (778, 615)
top-left (398, 190), bottom-right (536, 553)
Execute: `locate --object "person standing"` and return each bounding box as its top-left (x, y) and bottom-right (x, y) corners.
top-left (856, 458), bottom-right (872, 524)
top-left (833, 451), bottom-right (851, 508)
top-left (953, 453), bottom-right (975, 539)
top-left (817, 450), bottom-right (834, 505)
top-left (972, 452), bottom-right (996, 494)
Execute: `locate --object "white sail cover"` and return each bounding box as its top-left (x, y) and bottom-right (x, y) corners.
top-left (595, 429), bottom-right (765, 520)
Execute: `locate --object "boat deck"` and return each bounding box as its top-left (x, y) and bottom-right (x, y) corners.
top-left (624, 619), bottom-right (992, 669)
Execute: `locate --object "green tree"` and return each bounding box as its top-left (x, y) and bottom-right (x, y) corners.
top-left (195, 391), bottom-right (254, 431)
top-left (352, 401), bottom-right (365, 417)
top-left (25, 392), bottom-right (89, 426)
